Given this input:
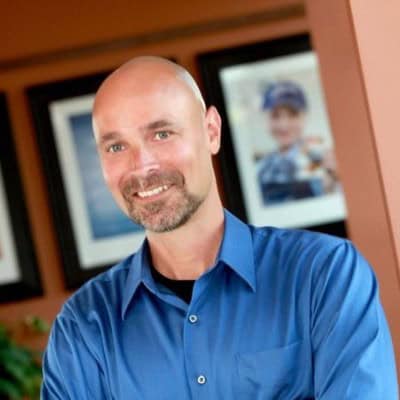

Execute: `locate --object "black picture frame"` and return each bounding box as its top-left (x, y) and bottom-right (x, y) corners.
top-left (198, 34), bottom-right (347, 238)
top-left (0, 93), bottom-right (42, 302)
top-left (27, 72), bottom-right (145, 289)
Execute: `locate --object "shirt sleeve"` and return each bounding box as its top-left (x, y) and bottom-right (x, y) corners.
top-left (311, 241), bottom-right (398, 399)
top-left (41, 312), bottom-right (111, 400)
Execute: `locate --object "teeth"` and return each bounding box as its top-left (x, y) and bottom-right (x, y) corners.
top-left (137, 185), bottom-right (169, 198)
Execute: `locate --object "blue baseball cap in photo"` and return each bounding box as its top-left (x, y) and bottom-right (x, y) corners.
top-left (262, 81), bottom-right (307, 111)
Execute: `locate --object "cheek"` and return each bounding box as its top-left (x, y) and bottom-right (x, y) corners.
top-left (290, 121), bottom-right (303, 135)
top-left (100, 157), bottom-right (125, 194)
top-left (100, 160), bottom-right (131, 212)
top-left (269, 118), bottom-right (285, 134)
top-left (165, 141), bottom-right (194, 169)
top-left (190, 143), bottom-right (214, 181)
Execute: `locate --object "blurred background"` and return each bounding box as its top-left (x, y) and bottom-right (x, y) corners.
top-left (0, 0), bottom-right (399, 395)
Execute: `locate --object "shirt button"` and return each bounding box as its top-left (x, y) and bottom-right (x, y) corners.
top-left (197, 375), bottom-right (206, 385)
top-left (188, 314), bottom-right (198, 324)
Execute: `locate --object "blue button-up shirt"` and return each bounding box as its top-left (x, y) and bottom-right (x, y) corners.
top-left (41, 210), bottom-right (398, 399)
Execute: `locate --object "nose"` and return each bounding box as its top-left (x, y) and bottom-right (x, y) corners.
top-left (275, 115), bottom-right (291, 131)
top-left (128, 143), bottom-right (160, 174)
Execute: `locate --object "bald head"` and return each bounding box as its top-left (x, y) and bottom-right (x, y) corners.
top-left (94, 56), bottom-right (206, 116)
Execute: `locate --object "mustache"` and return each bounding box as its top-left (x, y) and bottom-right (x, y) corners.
top-left (121, 170), bottom-right (184, 197)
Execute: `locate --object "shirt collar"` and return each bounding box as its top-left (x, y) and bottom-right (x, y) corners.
top-left (217, 209), bottom-right (256, 292)
top-left (283, 140), bottom-right (302, 158)
top-left (121, 240), bottom-right (152, 319)
top-left (121, 209), bottom-right (256, 319)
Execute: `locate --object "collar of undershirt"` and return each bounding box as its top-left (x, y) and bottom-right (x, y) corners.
top-left (150, 262), bottom-right (195, 304)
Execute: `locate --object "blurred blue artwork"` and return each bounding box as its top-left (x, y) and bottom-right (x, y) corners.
top-left (69, 113), bottom-right (143, 239)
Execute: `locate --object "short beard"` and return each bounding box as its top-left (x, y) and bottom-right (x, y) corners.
top-left (121, 170), bottom-right (204, 233)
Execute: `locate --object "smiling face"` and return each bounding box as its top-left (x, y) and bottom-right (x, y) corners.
top-left (92, 59), bottom-right (221, 233)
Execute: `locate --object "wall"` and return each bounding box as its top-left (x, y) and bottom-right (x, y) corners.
top-left (306, 0), bottom-right (400, 375)
top-left (0, 0), bottom-right (399, 378)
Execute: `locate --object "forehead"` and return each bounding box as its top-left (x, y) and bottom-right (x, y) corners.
top-left (269, 106), bottom-right (304, 117)
top-left (93, 71), bottom-right (197, 134)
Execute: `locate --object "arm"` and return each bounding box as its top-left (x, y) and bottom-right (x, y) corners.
top-left (311, 241), bottom-right (398, 399)
top-left (41, 312), bottom-right (111, 399)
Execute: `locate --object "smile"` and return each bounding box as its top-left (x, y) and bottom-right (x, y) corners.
top-left (136, 185), bottom-right (169, 198)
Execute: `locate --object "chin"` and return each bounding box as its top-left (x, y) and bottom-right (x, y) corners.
top-left (140, 212), bottom-right (190, 233)
top-left (129, 195), bottom-right (203, 233)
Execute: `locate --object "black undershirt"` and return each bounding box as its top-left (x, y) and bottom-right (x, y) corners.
top-left (150, 264), bottom-right (195, 304)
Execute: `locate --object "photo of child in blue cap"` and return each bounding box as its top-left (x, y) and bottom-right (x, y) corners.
top-left (218, 50), bottom-right (346, 229)
top-left (257, 80), bottom-right (339, 205)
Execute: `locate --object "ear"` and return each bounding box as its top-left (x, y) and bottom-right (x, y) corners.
top-left (205, 106), bottom-right (222, 155)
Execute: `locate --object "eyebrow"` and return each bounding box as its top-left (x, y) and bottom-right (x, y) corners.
top-left (141, 119), bottom-right (174, 132)
top-left (97, 119), bottom-right (176, 146)
top-left (97, 132), bottom-right (121, 145)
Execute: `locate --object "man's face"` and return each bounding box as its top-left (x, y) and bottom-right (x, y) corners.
top-left (93, 69), bottom-right (220, 233)
top-left (267, 106), bottom-right (306, 151)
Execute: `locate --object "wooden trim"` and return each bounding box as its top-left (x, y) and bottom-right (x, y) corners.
top-left (0, 4), bottom-right (304, 72)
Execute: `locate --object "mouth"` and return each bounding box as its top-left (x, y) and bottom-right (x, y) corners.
top-left (136, 184), bottom-right (170, 199)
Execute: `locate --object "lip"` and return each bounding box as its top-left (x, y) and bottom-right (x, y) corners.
top-left (134, 184), bottom-right (172, 202)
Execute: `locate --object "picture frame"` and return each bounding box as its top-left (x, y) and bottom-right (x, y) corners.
top-left (0, 93), bottom-right (42, 302)
top-left (198, 34), bottom-right (347, 237)
top-left (27, 72), bottom-right (146, 289)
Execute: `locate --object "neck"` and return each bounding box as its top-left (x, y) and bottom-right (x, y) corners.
top-left (146, 186), bottom-right (224, 280)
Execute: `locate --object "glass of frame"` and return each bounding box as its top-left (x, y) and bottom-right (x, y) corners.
top-left (198, 34), bottom-right (347, 237)
top-left (0, 93), bottom-right (42, 302)
top-left (27, 72), bottom-right (145, 289)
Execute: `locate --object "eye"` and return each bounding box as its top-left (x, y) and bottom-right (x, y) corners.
top-left (154, 131), bottom-right (170, 141)
top-left (107, 143), bottom-right (125, 153)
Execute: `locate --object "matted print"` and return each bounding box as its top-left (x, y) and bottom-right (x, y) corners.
top-left (0, 93), bottom-right (42, 302)
top-left (199, 35), bottom-right (347, 237)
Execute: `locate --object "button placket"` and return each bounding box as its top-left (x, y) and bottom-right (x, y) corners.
top-left (183, 277), bottom-right (213, 397)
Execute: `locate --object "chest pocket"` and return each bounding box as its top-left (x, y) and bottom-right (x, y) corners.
top-left (235, 341), bottom-right (303, 400)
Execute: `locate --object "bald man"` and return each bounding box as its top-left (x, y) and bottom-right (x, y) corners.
top-left (41, 57), bottom-right (398, 399)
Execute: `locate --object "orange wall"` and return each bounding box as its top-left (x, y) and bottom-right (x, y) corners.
top-left (306, 0), bottom-right (400, 377)
top-left (0, 0), bottom-right (399, 380)
top-left (0, 0), bottom-right (300, 63)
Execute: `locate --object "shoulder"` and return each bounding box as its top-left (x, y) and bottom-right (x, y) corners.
top-left (256, 152), bottom-right (278, 172)
top-left (250, 224), bottom-right (346, 259)
top-left (249, 225), bottom-right (373, 285)
top-left (44, 253), bottom-right (141, 370)
top-left (60, 253), bottom-right (136, 322)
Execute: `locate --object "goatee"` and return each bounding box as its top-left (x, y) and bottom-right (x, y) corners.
top-left (121, 170), bottom-right (203, 232)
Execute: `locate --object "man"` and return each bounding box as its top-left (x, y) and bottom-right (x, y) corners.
top-left (257, 81), bottom-right (338, 205)
top-left (41, 57), bottom-right (398, 399)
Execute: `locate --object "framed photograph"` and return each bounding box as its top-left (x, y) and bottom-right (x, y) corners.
top-left (27, 72), bottom-right (145, 289)
top-left (198, 34), bottom-right (347, 237)
top-left (0, 93), bottom-right (42, 302)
